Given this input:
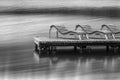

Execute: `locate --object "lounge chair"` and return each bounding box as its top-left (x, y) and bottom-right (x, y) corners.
top-left (49, 25), bottom-right (88, 52)
top-left (75, 24), bottom-right (112, 39)
top-left (49, 25), bottom-right (86, 40)
top-left (75, 24), bottom-right (116, 52)
top-left (101, 24), bottom-right (120, 39)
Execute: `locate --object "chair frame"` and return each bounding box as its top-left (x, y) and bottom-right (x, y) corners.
top-left (49, 25), bottom-right (86, 40)
top-left (101, 24), bottom-right (120, 39)
top-left (75, 24), bottom-right (111, 39)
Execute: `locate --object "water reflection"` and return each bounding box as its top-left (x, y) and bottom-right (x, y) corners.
top-left (1, 14), bottom-right (120, 79)
top-left (34, 52), bottom-right (120, 76)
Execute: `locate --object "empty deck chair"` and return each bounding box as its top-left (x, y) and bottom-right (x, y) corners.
top-left (49, 25), bottom-right (87, 52)
top-left (75, 24), bottom-right (112, 39)
top-left (101, 24), bottom-right (120, 39)
top-left (49, 25), bottom-right (86, 40)
top-left (75, 24), bottom-right (115, 52)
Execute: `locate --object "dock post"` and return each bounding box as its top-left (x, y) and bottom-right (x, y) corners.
top-left (74, 46), bottom-right (77, 52)
top-left (49, 46), bottom-right (56, 55)
top-left (35, 43), bottom-right (38, 52)
top-left (118, 46), bottom-right (120, 53)
top-left (34, 43), bottom-right (43, 55)
top-left (38, 45), bottom-right (43, 55)
top-left (110, 46), bottom-right (118, 53)
top-left (79, 46), bottom-right (85, 53)
top-left (80, 47), bottom-right (83, 53)
top-left (106, 45), bottom-right (109, 52)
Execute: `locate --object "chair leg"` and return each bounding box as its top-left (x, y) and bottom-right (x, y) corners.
top-left (78, 35), bottom-right (82, 40)
top-left (105, 34), bottom-right (108, 40)
top-left (49, 28), bottom-right (52, 38)
top-left (86, 34), bottom-right (89, 39)
top-left (56, 31), bottom-right (58, 38)
top-left (111, 34), bottom-right (115, 39)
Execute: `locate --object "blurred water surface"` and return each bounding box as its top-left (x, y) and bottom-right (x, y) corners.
top-left (0, 14), bottom-right (120, 80)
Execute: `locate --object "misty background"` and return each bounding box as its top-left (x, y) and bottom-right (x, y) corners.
top-left (0, 0), bottom-right (119, 18)
top-left (0, 0), bottom-right (120, 80)
top-left (0, 0), bottom-right (119, 9)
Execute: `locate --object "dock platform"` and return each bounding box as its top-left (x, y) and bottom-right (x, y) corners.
top-left (34, 37), bottom-right (120, 54)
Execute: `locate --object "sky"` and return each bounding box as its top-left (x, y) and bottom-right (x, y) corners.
top-left (0, 0), bottom-right (120, 10)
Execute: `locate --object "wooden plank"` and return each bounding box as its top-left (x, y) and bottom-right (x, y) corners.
top-left (34, 37), bottom-right (120, 46)
top-left (34, 37), bottom-right (120, 42)
top-left (34, 37), bottom-right (120, 54)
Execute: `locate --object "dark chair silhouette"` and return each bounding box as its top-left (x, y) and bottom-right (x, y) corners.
top-left (75, 24), bottom-right (112, 39)
top-left (101, 24), bottom-right (120, 39)
top-left (49, 25), bottom-right (86, 40)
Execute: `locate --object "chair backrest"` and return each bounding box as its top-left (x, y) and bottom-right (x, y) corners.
top-left (80, 25), bottom-right (94, 33)
top-left (107, 25), bottom-right (119, 33)
top-left (55, 25), bottom-right (68, 33)
top-left (49, 25), bottom-right (69, 38)
top-left (102, 24), bottom-right (119, 33)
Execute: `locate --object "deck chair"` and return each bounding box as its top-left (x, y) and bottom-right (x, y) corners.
top-left (75, 24), bottom-right (114, 52)
top-left (75, 24), bottom-right (111, 39)
top-left (101, 24), bottom-right (120, 39)
top-left (49, 25), bottom-right (86, 40)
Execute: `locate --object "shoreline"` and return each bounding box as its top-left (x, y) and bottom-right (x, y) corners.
top-left (0, 7), bottom-right (119, 18)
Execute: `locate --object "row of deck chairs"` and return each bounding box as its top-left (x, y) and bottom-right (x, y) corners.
top-left (49, 24), bottom-right (120, 40)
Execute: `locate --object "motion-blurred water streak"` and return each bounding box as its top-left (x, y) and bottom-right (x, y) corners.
top-left (0, 14), bottom-right (120, 80)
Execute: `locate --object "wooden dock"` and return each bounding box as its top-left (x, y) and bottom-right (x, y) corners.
top-left (34, 36), bottom-right (120, 54)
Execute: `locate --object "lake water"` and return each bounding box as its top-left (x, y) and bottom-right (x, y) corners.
top-left (0, 14), bottom-right (120, 80)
